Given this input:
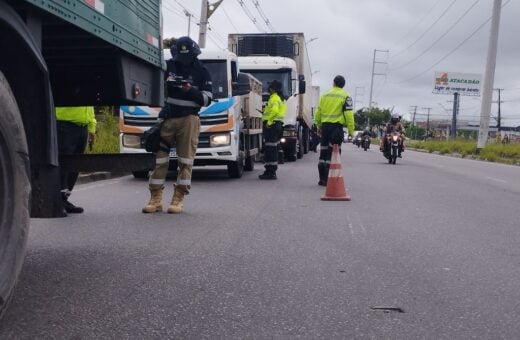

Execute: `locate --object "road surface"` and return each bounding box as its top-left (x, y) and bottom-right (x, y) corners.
top-left (1, 145), bottom-right (519, 338)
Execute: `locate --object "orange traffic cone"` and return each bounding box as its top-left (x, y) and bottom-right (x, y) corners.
top-left (321, 144), bottom-right (351, 201)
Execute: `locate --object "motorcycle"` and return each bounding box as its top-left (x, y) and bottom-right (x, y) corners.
top-left (354, 136), bottom-right (362, 148)
top-left (384, 132), bottom-right (402, 164)
top-left (361, 135), bottom-right (371, 151)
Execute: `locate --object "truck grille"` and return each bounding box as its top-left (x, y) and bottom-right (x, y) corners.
top-left (124, 115), bottom-right (158, 126)
top-left (200, 113), bottom-right (229, 126)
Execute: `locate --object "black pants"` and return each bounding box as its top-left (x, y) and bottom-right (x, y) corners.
top-left (263, 121), bottom-right (283, 174)
top-left (57, 121), bottom-right (88, 199)
top-left (318, 123), bottom-right (344, 181)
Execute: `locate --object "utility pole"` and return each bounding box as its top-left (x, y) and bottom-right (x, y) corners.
top-left (198, 0), bottom-right (223, 48)
top-left (184, 9), bottom-right (192, 36)
top-left (422, 107), bottom-right (432, 138)
top-left (368, 49), bottom-right (388, 111)
top-left (410, 106), bottom-right (417, 140)
top-left (494, 88), bottom-right (503, 131)
top-left (451, 92), bottom-right (460, 139)
top-left (478, 0), bottom-right (503, 149)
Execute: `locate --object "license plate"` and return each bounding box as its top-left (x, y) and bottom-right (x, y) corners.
top-left (169, 148), bottom-right (177, 158)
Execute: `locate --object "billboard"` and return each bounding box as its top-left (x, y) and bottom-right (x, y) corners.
top-left (433, 71), bottom-right (482, 96)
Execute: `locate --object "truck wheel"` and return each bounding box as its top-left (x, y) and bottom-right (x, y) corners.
top-left (0, 71), bottom-right (30, 318)
top-left (302, 126), bottom-right (310, 154)
top-left (228, 153), bottom-right (244, 178)
top-left (244, 155), bottom-right (254, 171)
top-left (296, 127), bottom-right (304, 159)
top-left (132, 171), bottom-right (149, 179)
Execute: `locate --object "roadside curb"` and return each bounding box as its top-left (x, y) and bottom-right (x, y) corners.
top-left (77, 172), bottom-right (130, 185)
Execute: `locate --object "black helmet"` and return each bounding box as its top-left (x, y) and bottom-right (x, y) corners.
top-left (391, 113), bottom-right (399, 123)
top-left (171, 36), bottom-right (201, 65)
top-left (268, 80), bottom-right (282, 92)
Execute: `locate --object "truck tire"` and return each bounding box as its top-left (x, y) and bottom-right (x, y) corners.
top-left (132, 171), bottom-right (149, 179)
top-left (302, 126), bottom-right (310, 154)
top-left (0, 71), bottom-right (30, 319)
top-left (228, 152), bottom-right (244, 178)
top-left (296, 127), bottom-right (304, 159)
top-left (244, 155), bottom-right (254, 171)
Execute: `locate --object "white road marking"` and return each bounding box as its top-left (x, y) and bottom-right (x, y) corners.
top-left (486, 176), bottom-right (507, 184)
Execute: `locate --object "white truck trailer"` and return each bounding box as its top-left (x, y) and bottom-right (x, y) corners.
top-left (228, 33), bottom-right (315, 161)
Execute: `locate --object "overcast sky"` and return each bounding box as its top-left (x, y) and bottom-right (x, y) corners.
top-left (162, 0), bottom-right (520, 127)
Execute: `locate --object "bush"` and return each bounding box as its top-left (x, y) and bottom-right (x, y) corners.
top-left (409, 139), bottom-right (520, 165)
top-left (86, 107), bottom-right (119, 154)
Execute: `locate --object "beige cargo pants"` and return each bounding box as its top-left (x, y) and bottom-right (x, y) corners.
top-left (148, 115), bottom-right (200, 195)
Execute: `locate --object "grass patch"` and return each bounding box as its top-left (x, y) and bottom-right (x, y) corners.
top-left (408, 139), bottom-right (520, 165)
top-left (86, 107), bottom-right (119, 154)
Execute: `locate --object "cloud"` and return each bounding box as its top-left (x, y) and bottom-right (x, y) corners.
top-left (162, 0), bottom-right (520, 126)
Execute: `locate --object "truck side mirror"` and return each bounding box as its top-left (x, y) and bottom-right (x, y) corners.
top-left (232, 73), bottom-right (251, 96)
top-left (299, 80), bottom-right (306, 94)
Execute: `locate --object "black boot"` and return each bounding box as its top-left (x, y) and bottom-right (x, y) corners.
top-left (318, 163), bottom-right (327, 186)
top-left (259, 172), bottom-right (277, 180)
top-left (64, 200), bottom-right (84, 213)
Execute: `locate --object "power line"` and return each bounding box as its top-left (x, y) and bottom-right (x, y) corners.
top-left (391, 0), bottom-right (458, 60)
top-left (236, 0), bottom-right (267, 32)
top-left (221, 3), bottom-right (240, 33)
top-left (162, 2), bottom-right (186, 19)
top-left (396, 0), bottom-right (511, 84)
top-left (390, 0), bottom-right (481, 71)
top-left (251, 0), bottom-right (276, 32)
top-left (392, 0), bottom-right (443, 48)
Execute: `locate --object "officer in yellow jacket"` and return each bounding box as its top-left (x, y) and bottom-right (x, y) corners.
top-left (315, 75), bottom-right (354, 186)
top-left (259, 80), bottom-right (286, 180)
top-left (55, 106), bottom-right (96, 214)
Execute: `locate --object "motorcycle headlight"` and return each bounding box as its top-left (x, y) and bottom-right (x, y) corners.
top-left (210, 134), bottom-right (231, 147)
top-left (392, 135), bottom-right (399, 142)
top-left (280, 138), bottom-right (287, 143)
top-left (122, 134), bottom-right (142, 149)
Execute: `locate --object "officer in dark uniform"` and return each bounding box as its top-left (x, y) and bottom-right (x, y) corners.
top-left (143, 36), bottom-right (213, 214)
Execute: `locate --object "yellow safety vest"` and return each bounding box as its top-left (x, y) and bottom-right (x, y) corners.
top-left (56, 107), bottom-right (97, 133)
top-left (315, 87), bottom-right (354, 135)
top-left (262, 93), bottom-right (286, 126)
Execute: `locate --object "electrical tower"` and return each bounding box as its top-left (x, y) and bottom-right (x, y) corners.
top-left (368, 49), bottom-right (388, 111)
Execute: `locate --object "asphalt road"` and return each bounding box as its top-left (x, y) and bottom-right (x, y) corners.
top-left (1, 145), bottom-right (519, 339)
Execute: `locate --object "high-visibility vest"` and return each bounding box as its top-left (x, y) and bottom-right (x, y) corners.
top-left (262, 92), bottom-right (286, 126)
top-left (315, 87), bottom-right (354, 134)
top-left (55, 107), bottom-right (97, 133)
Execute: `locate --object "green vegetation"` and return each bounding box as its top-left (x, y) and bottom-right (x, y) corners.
top-left (408, 139), bottom-right (520, 165)
top-left (354, 107), bottom-right (391, 130)
top-left (86, 107), bottom-right (120, 154)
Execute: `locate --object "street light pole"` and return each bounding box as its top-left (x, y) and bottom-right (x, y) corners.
top-left (477, 0), bottom-right (503, 149)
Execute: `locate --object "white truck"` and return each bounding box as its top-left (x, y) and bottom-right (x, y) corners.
top-left (228, 33), bottom-right (315, 161)
top-left (120, 49), bottom-right (263, 178)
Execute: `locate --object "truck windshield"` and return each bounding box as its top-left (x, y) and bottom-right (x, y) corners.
top-left (241, 70), bottom-right (292, 99)
top-left (200, 60), bottom-right (228, 99)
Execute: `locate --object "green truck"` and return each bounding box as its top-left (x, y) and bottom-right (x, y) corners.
top-left (0, 0), bottom-right (163, 317)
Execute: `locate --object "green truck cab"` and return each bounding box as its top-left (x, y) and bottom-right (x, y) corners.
top-left (0, 0), bottom-right (163, 317)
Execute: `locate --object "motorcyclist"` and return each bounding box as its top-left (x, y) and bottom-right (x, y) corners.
top-left (361, 127), bottom-right (371, 148)
top-left (380, 114), bottom-right (405, 157)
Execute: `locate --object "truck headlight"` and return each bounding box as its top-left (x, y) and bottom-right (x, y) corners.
top-left (210, 134), bottom-right (231, 147)
top-left (122, 134), bottom-right (142, 149)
